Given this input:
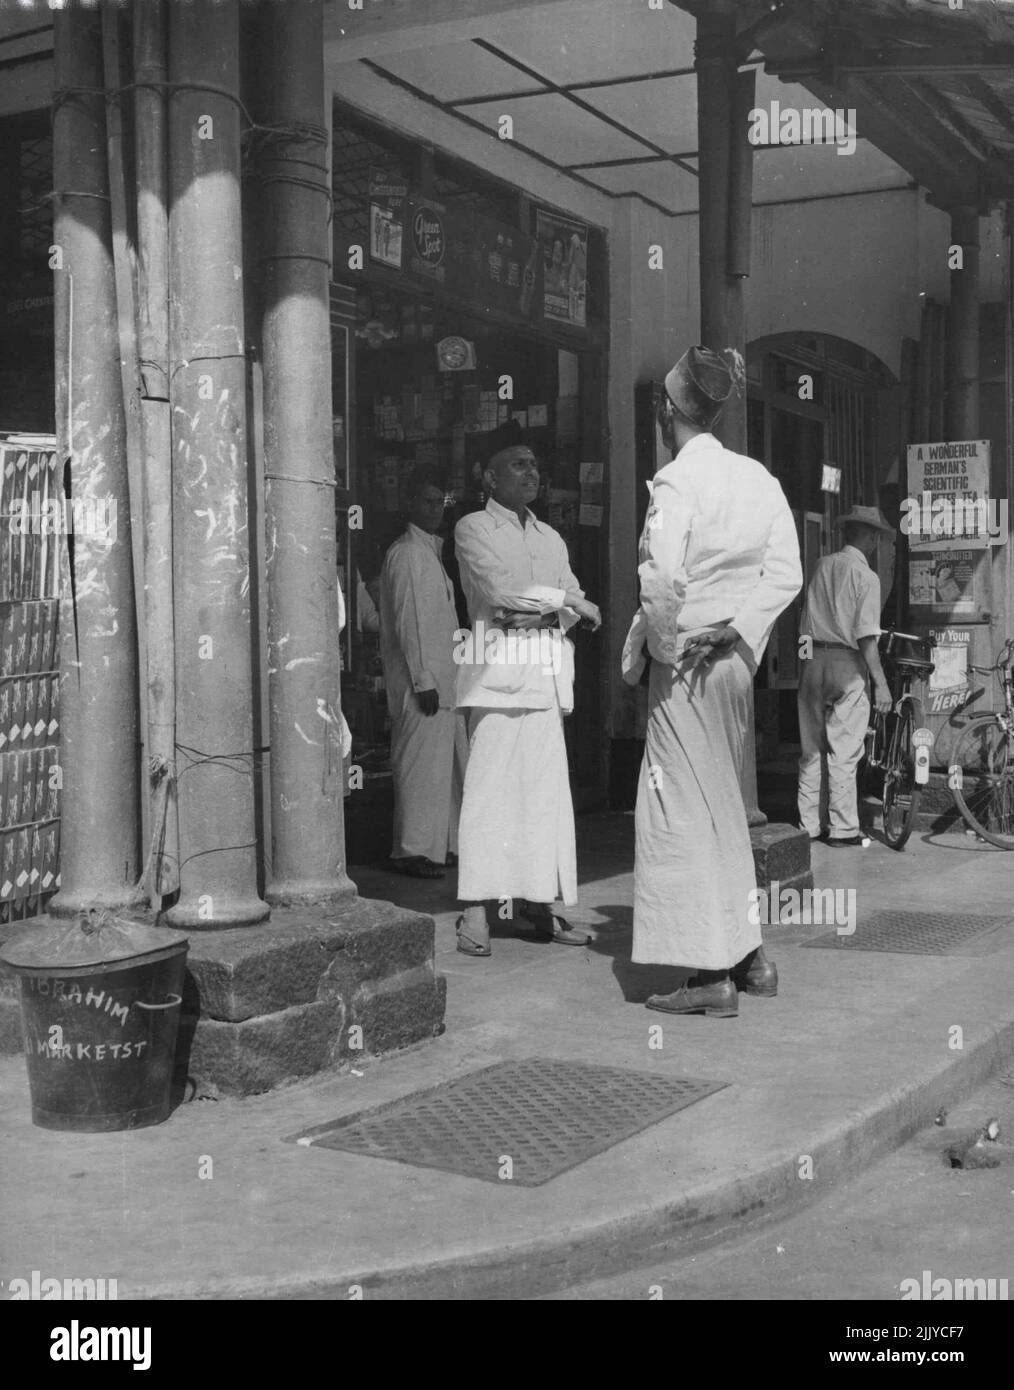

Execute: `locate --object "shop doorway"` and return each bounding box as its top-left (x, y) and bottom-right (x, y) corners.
top-left (747, 332), bottom-right (898, 749)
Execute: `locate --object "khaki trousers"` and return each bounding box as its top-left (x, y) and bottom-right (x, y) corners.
top-left (797, 647), bottom-right (870, 841)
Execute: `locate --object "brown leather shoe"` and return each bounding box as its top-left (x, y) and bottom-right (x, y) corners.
top-left (645, 976), bottom-right (738, 1017)
top-left (732, 949), bottom-right (778, 997)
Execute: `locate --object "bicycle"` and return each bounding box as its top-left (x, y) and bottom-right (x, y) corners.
top-left (864, 629), bottom-right (935, 851)
top-left (948, 636), bottom-right (1014, 849)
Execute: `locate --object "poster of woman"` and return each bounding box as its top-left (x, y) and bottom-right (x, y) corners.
top-left (536, 209), bottom-right (588, 327)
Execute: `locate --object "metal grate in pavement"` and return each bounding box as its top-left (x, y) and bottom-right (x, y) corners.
top-left (802, 911), bottom-right (1010, 955)
top-left (290, 1059), bottom-right (727, 1186)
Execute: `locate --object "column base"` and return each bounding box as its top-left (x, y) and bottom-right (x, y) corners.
top-left (0, 897), bottom-right (447, 1082)
top-left (46, 885), bottom-right (146, 919)
top-left (265, 875), bottom-right (358, 909)
top-left (164, 895), bottom-right (271, 930)
top-left (175, 896), bottom-right (445, 1096)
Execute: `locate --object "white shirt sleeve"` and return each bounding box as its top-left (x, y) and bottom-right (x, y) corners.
top-left (730, 488), bottom-right (803, 662)
top-left (637, 470), bottom-right (694, 665)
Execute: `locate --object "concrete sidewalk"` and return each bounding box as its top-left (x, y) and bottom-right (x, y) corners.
top-left (1, 815), bottom-right (1012, 1300)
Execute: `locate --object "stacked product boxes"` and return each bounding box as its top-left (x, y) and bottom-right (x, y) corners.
top-left (0, 436), bottom-right (60, 924)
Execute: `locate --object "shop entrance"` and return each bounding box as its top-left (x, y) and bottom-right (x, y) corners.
top-left (747, 332), bottom-right (897, 752)
top-left (333, 281), bottom-right (607, 861)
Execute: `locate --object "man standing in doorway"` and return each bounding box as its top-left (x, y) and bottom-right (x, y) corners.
top-left (379, 468), bottom-right (468, 877)
top-left (452, 431), bottom-right (601, 956)
top-left (797, 505), bottom-right (895, 847)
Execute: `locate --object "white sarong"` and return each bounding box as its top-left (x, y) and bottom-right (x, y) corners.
top-left (390, 693), bottom-right (468, 864)
top-left (632, 641), bottom-right (761, 970)
top-left (457, 701), bottom-right (577, 906)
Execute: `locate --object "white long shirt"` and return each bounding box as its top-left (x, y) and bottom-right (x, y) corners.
top-left (624, 432), bottom-right (802, 676)
top-left (379, 524), bottom-right (460, 713)
top-left (454, 497), bottom-right (584, 711)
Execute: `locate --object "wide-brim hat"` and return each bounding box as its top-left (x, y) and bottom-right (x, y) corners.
top-left (835, 505), bottom-right (894, 534)
top-left (664, 346), bottom-right (744, 429)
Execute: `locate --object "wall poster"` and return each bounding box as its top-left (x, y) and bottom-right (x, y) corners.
top-left (368, 169), bottom-right (407, 269)
top-left (536, 209), bottom-right (587, 327)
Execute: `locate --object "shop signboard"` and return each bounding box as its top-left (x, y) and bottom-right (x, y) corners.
top-left (925, 626), bottom-right (972, 718)
top-left (536, 209), bottom-right (587, 328)
top-left (368, 169), bottom-right (407, 270)
top-left (904, 440), bottom-right (996, 550)
top-left (408, 197), bottom-right (447, 283)
top-left (904, 440), bottom-right (995, 762)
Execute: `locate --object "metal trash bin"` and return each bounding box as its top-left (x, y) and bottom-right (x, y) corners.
top-left (0, 910), bottom-right (189, 1132)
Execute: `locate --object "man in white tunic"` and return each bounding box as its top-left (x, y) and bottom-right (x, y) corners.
top-left (453, 438), bottom-right (602, 956)
top-left (622, 347), bottom-right (802, 1016)
top-left (380, 469), bottom-right (468, 876)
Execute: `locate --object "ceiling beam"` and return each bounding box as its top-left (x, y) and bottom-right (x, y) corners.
top-left (960, 74), bottom-right (1014, 141)
top-left (471, 37), bottom-right (700, 177)
top-left (793, 73), bottom-right (978, 207)
top-left (356, 56), bottom-right (679, 219)
top-left (898, 76), bottom-right (997, 163)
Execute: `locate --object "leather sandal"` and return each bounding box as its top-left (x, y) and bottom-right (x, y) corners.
top-left (455, 914), bottom-right (491, 957)
top-left (388, 856), bottom-right (445, 879)
top-left (518, 903), bottom-right (592, 946)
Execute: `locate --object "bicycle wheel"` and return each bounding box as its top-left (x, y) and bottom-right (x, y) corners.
top-left (950, 716), bottom-right (1014, 849)
top-left (882, 696), bottom-right (922, 850)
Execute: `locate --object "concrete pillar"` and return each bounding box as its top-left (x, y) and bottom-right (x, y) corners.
top-left (49, 0), bottom-right (140, 916)
top-left (133, 0), bottom-right (178, 907)
top-left (165, 0), bottom-right (268, 928)
top-left (945, 206), bottom-right (980, 439)
top-left (253, 0), bottom-right (354, 905)
top-left (695, 4), bottom-right (766, 826)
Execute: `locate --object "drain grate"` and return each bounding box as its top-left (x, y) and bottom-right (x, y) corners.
top-left (290, 1059), bottom-right (727, 1186)
top-left (802, 910), bottom-right (1010, 955)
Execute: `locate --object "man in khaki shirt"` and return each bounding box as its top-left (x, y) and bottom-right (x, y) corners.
top-left (797, 506), bottom-right (894, 846)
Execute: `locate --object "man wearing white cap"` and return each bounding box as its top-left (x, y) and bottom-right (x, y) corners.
top-left (622, 347), bottom-right (802, 1018)
top-left (797, 505), bottom-right (895, 847)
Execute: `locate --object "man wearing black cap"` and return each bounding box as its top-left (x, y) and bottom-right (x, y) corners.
top-left (622, 346), bottom-right (802, 1018)
top-left (451, 429), bottom-right (601, 957)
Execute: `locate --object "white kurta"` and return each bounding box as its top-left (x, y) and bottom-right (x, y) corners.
top-left (626, 433), bottom-right (802, 968)
top-left (379, 525), bottom-right (466, 862)
top-left (454, 499), bottom-right (584, 905)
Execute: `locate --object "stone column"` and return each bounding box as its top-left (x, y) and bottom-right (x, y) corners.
top-left (165, 0), bottom-right (268, 928)
top-left (253, 0), bottom-right (354, 906)
top-left (49, 0), bottom-right (140, 917)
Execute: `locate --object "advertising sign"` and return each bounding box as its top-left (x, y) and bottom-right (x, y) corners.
top-left (904, 440), bottom-right (996, 550)
top-left (908, 550), bottom-right (977, 614)
top-left (408, 198), bottom-right (447, 282)
top-left (536, 209), bottom-right (587, 328)
top-left (368, 169), bottom-right (407, 269)
top-left (926, 626), bottom-right (972, 716)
